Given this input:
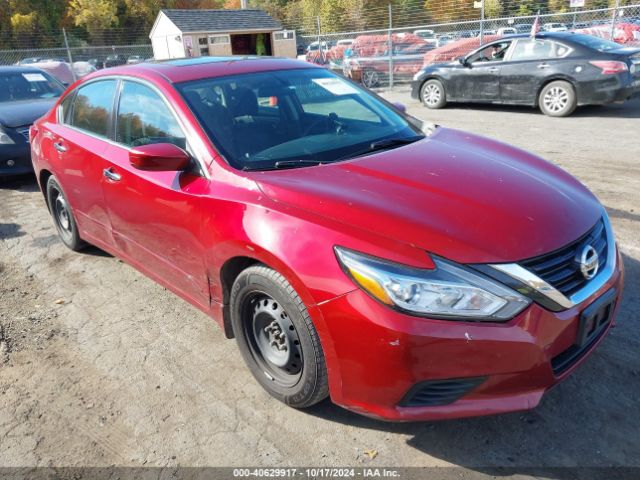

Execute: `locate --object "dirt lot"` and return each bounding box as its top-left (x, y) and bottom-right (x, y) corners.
top-left (1, 93), bottom-right (639, 477)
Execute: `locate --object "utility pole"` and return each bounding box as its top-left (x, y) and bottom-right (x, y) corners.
top-left (479, 1), bottom-right (485, 46)
top-left (62, 28), bottom-right (77, 82)
top-left (610, 0), bottom-right (621, 41)
top-left (388, 4), bottom-right (393, 89)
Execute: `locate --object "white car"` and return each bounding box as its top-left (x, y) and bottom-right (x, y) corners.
top-left (544, 23), bottom-right (568, 32)
top-left (414, 29), bottom-right (438, 45)
top-left (497, 27), bottom-right (518, 36)
top-left (336, 39), bottom-right (355, 47)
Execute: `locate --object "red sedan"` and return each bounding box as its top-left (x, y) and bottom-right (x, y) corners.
top-left (30, 57), bottom-right (624, 421)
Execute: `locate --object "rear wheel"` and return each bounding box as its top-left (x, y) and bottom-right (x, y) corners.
top-left (421, 79), bottom-right (447, 109)
top-left (46, 176), bottom-right (85, 251)
top-left (539, 81), bottom-right (577, 117)
top-left (230, 265), bottom-right (329, 408)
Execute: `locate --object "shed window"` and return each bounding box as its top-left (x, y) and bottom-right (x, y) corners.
top-left (274, 31), bottom-right (294, 41)
top-left (209, 34), bottom-right (231, 45)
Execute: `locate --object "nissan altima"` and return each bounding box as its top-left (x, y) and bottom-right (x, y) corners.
top-left (412, 32), bottom-right (640, 116)
top-left (31, 57), bottom-right (624, 421)
top-left (0, 66), bottom-right (64, 176)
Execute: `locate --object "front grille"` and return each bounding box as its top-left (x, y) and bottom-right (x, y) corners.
top-left (399, 377), bottom-right (486, 407)
top-left (16, 127), bottom-right (30, 142)
top-left (520, 219), bottom-right (607, 297)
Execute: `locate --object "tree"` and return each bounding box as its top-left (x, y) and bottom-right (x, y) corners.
top-left (10, 12), bottom-right (38, 47)
top-left (68, 0), bottom-right (119, 43)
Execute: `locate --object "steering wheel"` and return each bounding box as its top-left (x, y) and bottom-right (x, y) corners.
top-left (302, 112), bottom-right (346, 136)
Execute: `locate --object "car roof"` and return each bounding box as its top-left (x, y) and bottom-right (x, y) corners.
top-left (87, 56), bottom-right (320, 84)
top-left (0, 65), bottom-right (50, 74)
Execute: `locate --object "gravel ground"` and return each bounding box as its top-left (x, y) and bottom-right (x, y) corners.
top-left (0, 92), bottom-right (638, 478)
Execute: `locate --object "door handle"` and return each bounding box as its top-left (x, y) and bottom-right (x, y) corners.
top-left (53, 142), bottom-right (67, 153)
top-left (537, 63), bottom-right (550, 69)
top-left (488, 67), bottom-right (499, 73)
top-left (103, 168), bottom-right (121, 182)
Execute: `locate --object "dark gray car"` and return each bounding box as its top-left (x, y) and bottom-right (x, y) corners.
top-left (0, 66), bottom-right (64, 177)
top-left (411, 32), bottom-right (640, 117)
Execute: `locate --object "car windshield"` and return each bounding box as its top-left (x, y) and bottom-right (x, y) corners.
top-left (569, 33), bottom-right (623, 52)
top-left (177, 68), bottom-right (423, 171)
top-left (0, 71), bottom-right (64, 102)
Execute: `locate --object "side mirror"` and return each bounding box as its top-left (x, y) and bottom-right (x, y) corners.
top-left (392, 102), bottom-right (407, 113)
top-left (459, 57), bottom-right (468, 66)
top-left (129, 143), bottom-right (190, 172)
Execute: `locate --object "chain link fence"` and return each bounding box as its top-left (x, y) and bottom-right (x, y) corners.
top-left (1, 3), bottom-right (639, 88)
top-left (299, 3), bottom-right (640, 89)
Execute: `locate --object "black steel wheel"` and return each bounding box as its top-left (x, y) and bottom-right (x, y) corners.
top-left (230, 265), bottom-right (329, 408)
top-left (46, 176), bottom-right (85, 251)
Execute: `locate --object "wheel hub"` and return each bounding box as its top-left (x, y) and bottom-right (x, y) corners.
top-left (424, 84), bottom-right (441, 106)
top-left (55, 195), bottom-right (71, 231)
top-left (250, 296), bottom-right (302, 377)
top-left (544, 87), bottom-right (568, 113)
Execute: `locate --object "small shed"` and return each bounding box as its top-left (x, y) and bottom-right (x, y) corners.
top-left (149, 9), bottom-right (296, 60)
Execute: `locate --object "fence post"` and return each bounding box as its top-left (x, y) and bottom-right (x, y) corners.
top-left (479, 0), bottom-right (485, 46)
top-left (610, 0), bottom-right (621, 41)
top-left (316, 16), bottom-right (323, 63)
top-left (62, 28), bottom-right (77, 82)
top-left (388, 3), bottom-right (393, 89)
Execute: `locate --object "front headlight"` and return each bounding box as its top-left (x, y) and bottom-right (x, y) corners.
top-left (335, 247), bottom-right (530, 321)
top-left (0, 126), bottom-right (15, 145)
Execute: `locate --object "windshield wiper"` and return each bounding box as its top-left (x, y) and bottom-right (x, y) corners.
top-left (242, 159), bottom-right (326, 171)
top-left (341, 135), bottom-right (425, 161)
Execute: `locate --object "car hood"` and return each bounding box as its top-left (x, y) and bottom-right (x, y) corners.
top-left (255, 128), bottom-right (603, 264)
top-left (0, 98), bottom-right (57, 128)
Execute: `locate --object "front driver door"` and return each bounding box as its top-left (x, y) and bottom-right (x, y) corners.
top-left (454, 41), bottom-right (513, 102)
top-left (101, 79), bottom-right (210, 308)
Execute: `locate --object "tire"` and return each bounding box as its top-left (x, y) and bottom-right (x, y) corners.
top-left (420, 79), bottom-right (447, 109)
top-left (361, 69), bottom-right (380, 88)
top-left (230, 265), bottom-right (329, 408)
top-left (46, 176), bottom-right (85, 251)
top-left (538, 80), bottom-right (577, 117)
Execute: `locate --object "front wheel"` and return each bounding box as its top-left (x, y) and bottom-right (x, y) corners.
top-left (421, 79), bottom-right (447, 109)
top-left (361, 69), bottom-right (380, 88)
top-left (538, 81), bottom-right (577, 117)
top-left (230, 265), bottom-right (329, 408)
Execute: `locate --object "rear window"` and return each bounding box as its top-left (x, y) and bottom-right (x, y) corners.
top-left (569, 34), bottom-right (623, 52)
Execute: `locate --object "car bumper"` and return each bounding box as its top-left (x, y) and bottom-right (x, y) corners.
top-left (578, 74), bottom-right (640, 105)
top-left (316, 250), bottom-right (624, 422)
top-left (0, 144), bottom-right (33, 177)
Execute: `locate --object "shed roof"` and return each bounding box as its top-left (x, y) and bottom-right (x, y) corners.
top-left (161, 9), bottom-right (282, 33)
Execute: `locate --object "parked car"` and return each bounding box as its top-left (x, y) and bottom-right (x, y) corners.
top-left (544, 22), bottom-right (568, 32)
top-left (514, 24), bottom-right (532, 34)
top-left (30, 60), bottom-right (75, 86)
top-left (103, 54), bottom-right (127, 69)
top-left (31, 56), bottom-right (624, 421)
top-left (72, 61), bottom-right (97, 78)
top-left (127, 55), bottom-right (144, 65)
top-left (343, 34), bottom-right (431, 87)
top-left (497, 27), bottom-right (518, 36)
top-left (0, 66), bottom-right (64, 177)
top-left (412, 32), bottom-right (640, 116)
top-left (413, 29), bottom-right (438, 46)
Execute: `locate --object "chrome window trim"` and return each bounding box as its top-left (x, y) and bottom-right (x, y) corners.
top-left (489, 210), bottom-right (616, 310)
top-left (57, 74), bottom-right (210, 179)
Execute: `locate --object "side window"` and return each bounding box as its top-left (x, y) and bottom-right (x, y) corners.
top-left (116, 81), bottom-right (186, 149)
top-left (511, 39), bottom-right (558, 61)
top-left (59, 92), bottom-right (75, 124)
top-left (69, 80), bottom-right (117, 137)
top-left (469, 41), bottom-right (512, 63)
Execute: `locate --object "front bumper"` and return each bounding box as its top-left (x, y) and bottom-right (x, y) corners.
top-left (0, 144), bottom-right (33, 177)
top-left (316, 250), bottom-right (624, 421)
